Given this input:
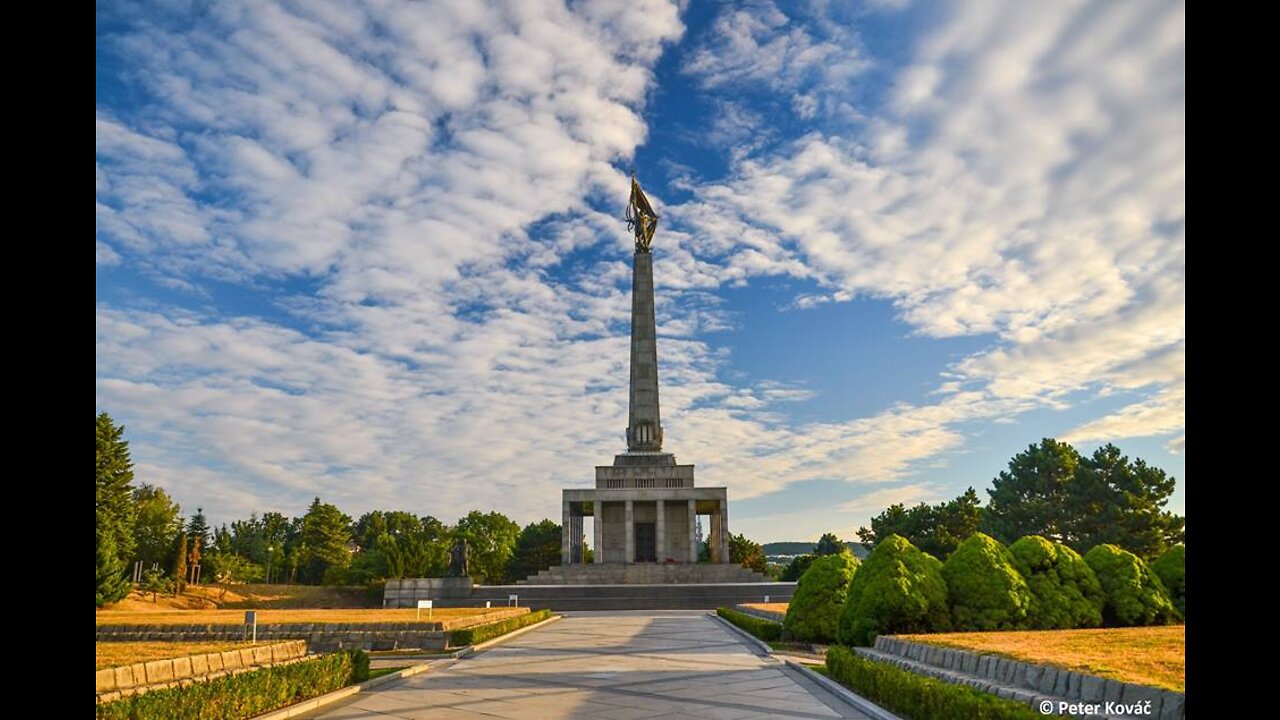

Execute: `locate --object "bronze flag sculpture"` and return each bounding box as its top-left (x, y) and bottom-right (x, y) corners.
top-left (626, 175), bottom-right (659, 253)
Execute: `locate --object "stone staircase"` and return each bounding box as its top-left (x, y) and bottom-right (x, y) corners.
top-left (857, 636), bottom-right (1184, 720)
top-left (517, 563), bottom-right (770, 585)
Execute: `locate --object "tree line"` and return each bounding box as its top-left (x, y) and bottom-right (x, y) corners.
top-left (96, 413), bottom-right (568, 606)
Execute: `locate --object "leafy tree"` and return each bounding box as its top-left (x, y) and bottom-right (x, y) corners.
top-left (856, 488), bottom-right (983, 559)
top-left (298, 498), bottom-right (353, 584)
top-left (95, 528), bottom-right (131, 607)
top-left (343, 547), bottom-right (390, 586)
top-left (96, 412), bottom-right (137, 606)
top-left (729, 533), bottom-right (766, 572)
top-left (132, 484), bottom-right (182, 573)
top-left (207, 553), bottom-right (264, 598)
top-left (1150, 545), bottom-right (1185, 618)
top-left (837, 534), bottom-right (950, 646)
top-left (1083, 544), bottom-right (1179, 626)
top-left (508, 520), bottom-right (562, 581)
top-left (781, 554), bottom-right (816, 582)
top-left (815, 533), bottom-right (844, 556)
top-left (941, 533), bottom-right (1031, 631)
top-left (188, 535), bottom-right (204, 584)
top-left (140, 567), bottom-right (171, 603)
top-left (186, 507), bottom-right (210, 554)
top-left (1009, 535), bottom-right (1104, 630)
top-left (453, 511), bottom-right (520, 584)
top-left (784, 552), bottom-right (859, 643)
top-left (1071, 445), bottom-right (1185, 559)
top-left (171, 532), bottom-right (188, 595)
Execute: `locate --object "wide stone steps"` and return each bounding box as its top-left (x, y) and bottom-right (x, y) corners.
top-left (463, 581), bottom-right (796, 611)
top-left (518, 563), bottom-right (770, 585)
top-left (858, 636), bottom-right (1183, 720)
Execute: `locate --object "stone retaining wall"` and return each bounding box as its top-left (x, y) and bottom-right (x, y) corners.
top-left (861, 636), bottom-right (1184, 719)
top-left (96, 623), bottom-right (447, 652)
top-left (95, 640), bottom-right (307, 703)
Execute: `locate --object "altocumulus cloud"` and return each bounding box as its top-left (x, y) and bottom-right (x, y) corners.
top-left (96, 0), bottom-right (1183, 531)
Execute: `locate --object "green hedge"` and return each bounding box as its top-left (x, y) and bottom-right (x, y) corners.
top-left (942, 533), bottom-right (1031, 631)
top-left (784, 552), bottom-right (859, 643)
top-left (837, 534), bottom-right (950, 647)
top-left (448, 609), bottom-right (552, 646)
top-left (97, 649), bottom-right (369, 720)
top-left (1084, 544), bottom-right (1179, 626)
top-left (1009, 535), bottom-right (1104, 630)
top-left (1150, 545), bottom-right (1185, 618)
top-left (716, 607), bottom-right (783, 641)
top-left (825, 646), bottom-right (1051, 720)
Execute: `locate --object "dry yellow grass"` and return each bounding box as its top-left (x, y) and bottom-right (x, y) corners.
top-left (740, 602), bottom-right (789, 615)
top-left (900, 626), bottom-right (1185, 692)
top-left (95, 606), bottom-right (527, 629)
top-left (96, 641), bottom-right (266, 670)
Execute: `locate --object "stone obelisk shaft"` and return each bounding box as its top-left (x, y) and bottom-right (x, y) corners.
top-left (626, 251), bottom-right (663, 452)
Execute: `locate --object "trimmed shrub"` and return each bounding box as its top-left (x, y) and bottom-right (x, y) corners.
top-left (448, 609), bottom-right (552, 646)
top-left (942, 533), bottom-right (1031, 631)
top-left (784, 552), bottom-right (859, 643)
top-left (1150, 545), bottom-right (1185, 618)
top-left (1009, 535), bottom-right (1104, 629)
top-left (837, 534), bottom-right (950, 647)
top-left (825, 646), bottom-right (1048, 720)
top-left (97, 649), bottom-right (365, 720)
top-left (1084, 544), bottom-right (1179, 626)
top-left (717, 607), bottom-right (783, 641)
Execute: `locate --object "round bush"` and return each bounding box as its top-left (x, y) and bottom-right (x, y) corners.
top-left (1150, 545), bottom-right (1185, 618)
top-left (1009, 535), bottom-right (1104, 629)
top-left (784, 552), bottom-right (859, 643)
top-left (941, 533), bottom-right (1031, 631)
top-left (837, 534), bottom-right (950, 647)
top-left (1083, 544), bottom-right (1180, 626)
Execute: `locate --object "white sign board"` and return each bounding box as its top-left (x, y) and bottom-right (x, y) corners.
top-left (508, 594), bottom-right (519, 607)
top-left (417, 600), bottom-right (433, 609)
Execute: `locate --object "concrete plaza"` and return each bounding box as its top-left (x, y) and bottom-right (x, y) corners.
top-left (308, 610), bottom-right (876, 719)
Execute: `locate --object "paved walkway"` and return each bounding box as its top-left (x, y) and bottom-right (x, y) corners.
top-left (308, 610), bottom-right (875, 719)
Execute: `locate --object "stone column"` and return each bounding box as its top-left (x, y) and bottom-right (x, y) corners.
top-left (709, 507), bottom-right (721, 562)
top-left (561, 497), bottom-right (572, 566)
top-left (655, 499), bottom-right (665, 562)
top-left (719, 500), bottom-right (730, 564)
top-left (625, 499), bottom-right (635, 564)
top-left (687, 499), bottom-right (697, 563)
top-left (593, 500), bottom-right (604, 563)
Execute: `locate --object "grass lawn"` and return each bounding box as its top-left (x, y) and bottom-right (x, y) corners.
top-left (739, 602), bottom-right (789, 615)
top-left (95, 606), bottom-right (527, 629)
top-left (900, 625), bottom-right (1185, 692)
top-left (96, 641), bottom-right (268, 670)
top-left (368, 667), bottom-right (408, 680)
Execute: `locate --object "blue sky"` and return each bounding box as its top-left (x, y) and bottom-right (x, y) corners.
top-left (96, 0), bottom-right (1185, 543)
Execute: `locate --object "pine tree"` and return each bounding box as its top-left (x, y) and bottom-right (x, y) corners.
top-left (96, 413), bottom-right (137, 606)
top-left (95, 528), bottom-right (131, 607)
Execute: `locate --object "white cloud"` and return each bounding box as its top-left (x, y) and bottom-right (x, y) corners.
top-left (95, 0), bottom-right (1184, 534)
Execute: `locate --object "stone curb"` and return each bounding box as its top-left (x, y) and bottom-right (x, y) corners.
top-left (863, 637), bottom-right (1184, 720)
top-left (96, 640), bottom-right (308, 700)
top-left (708, 611), bottom-right (774, 657)
top-left (782, 660), bottom-right (904, 720)
top-left (250, 663), bottom-right (432, 720)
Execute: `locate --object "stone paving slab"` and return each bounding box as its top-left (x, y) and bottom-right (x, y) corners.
top-left (304, 610), bottom-right (876, 719)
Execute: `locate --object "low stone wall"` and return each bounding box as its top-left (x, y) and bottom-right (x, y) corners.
top-left (861, 636), bottom-right (1184, 719)
top-left (96, 640), bottom-right (306, 703)
top-left (384, 577), bottom-right (475, 607)
top-left (96, 623), bottom-right (447, 652)
top-left (733, 604), bottom-right (786, 623)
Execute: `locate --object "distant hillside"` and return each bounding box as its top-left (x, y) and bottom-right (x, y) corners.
top-left (763, 542), bottom-right (869, 559)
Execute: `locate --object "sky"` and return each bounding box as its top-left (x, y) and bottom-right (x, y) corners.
top-left (96, 0), bottom-right (1185, 544)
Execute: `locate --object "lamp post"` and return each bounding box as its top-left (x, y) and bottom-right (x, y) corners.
top-left (266, 545), bottom-right (274, 585)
